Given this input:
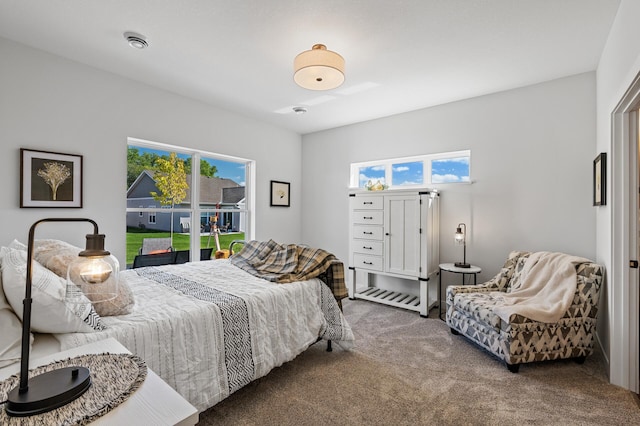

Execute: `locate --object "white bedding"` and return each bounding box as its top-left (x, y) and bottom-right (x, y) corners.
top-left (54, 259), bottom-right (354, 411)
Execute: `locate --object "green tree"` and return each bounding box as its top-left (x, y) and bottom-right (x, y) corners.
top-left (127, 147), bottom-right (162, 188)
top-left (184, 158), bottom-right (218, 178)
top-left (127, 148), bottom-right (218, 188)
top-left (150, 152), bottom-right (188, 245)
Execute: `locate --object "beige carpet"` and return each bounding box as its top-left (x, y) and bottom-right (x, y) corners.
top-left (199, 299), bottom-right (640, 425)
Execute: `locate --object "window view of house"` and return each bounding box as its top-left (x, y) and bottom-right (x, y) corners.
top-left (126, 144), bottom-right (250, 268)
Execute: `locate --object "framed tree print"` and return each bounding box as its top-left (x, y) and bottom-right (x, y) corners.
top-left (20, 148), bottom-right (83, 208)
top-left (270, 180), bottom-right (290, 207)
top-left (593, 152), bottom-right (606, 206)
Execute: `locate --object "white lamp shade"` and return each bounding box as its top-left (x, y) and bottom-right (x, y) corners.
top-left (294, 44), bottom-right (345, 90)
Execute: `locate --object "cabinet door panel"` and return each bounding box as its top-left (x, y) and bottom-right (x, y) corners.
top-left (385, 195), bottom-right (421, 276)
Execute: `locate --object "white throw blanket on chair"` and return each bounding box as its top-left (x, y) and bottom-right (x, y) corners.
top-left (492, 251), bottom-right (591, 323)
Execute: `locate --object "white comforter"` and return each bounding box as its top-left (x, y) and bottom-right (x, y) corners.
top-left (55, 260), bottom-right (354, 411)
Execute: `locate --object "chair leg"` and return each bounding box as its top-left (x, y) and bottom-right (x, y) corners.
top-left (506, 363), bottom-right (520, 373)
top-left (574, 356), bottom-right (586, 364)
top-left (450, 328), bottom-right (459, 335)
top-left (326, 340), bottom-right (333, 352)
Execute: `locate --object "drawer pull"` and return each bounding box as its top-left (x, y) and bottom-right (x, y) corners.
top-left (363, 201), bottom-right (373, 205)
top-left (363, 216), bottom-right (373, 220)
top-left (363, 246), bottom-right (373, 250)
top-left (363, 231), bottom-right (373, 235)
top-left (363, 261), bottom-right (373, 265)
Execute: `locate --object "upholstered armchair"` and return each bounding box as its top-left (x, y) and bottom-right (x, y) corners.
top-left (446, 251), bottom-right (603, 372)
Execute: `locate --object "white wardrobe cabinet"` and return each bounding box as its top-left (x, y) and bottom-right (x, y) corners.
top-left (348, 189), bottom-right (440, 317)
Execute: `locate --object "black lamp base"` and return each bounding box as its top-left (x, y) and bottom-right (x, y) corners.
top-left (5, 367), bottom-right (91, 417)
top-left (454, 262), bottom-right (471, 268)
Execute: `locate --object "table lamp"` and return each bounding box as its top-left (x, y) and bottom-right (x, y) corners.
top-left (5, 218), bottom-right (118, 417)
top-left (454, 223), bottom-right (471, 268)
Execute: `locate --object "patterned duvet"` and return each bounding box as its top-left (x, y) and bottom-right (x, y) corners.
top-left (54, 259), bottom-right (354, 411)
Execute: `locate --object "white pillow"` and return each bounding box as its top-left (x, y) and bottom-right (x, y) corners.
top-left (32, 239), bottom-right (135, 317)
top-left (8, 239), bottom-right (26, 251)
top-left (0, 246), bottom-right (105, 333)
top-left (0, 256), bottom-right (32, 367)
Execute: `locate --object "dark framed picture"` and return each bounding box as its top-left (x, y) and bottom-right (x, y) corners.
top-left (20, 148), bottom-right (83, 208)
top-left (270, 180), bottom-right (290, 207)
top-left (593, 152), bottom-right (606, 206)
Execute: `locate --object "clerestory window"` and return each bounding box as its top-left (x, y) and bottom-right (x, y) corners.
top-left (350, 150), bottom-right (470, 189)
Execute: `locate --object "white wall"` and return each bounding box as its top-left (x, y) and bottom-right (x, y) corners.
top-left (596, 0), bottom-right (640, 390)
top-left (0, 38), bottom-right (303, 263)
top-left (302, 73), bottom-right (596, 282)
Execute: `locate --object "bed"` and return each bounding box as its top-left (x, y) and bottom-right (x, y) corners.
top-left (0, 239), bottom-right (354, 413)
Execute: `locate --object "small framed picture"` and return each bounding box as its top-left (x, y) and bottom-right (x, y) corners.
top-left (593, 152), bottom-right (606, 206)
top-left (20, 148), bottom-right (83, 208)
top-left (270, 180), bottom-right (290, 207)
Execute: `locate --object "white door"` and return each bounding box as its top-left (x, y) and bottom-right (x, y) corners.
top-left (385, 194), bottom-right (421, 276)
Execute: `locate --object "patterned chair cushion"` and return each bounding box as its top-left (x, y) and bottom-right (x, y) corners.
top-left (453, 292), bottom-right (505, 330)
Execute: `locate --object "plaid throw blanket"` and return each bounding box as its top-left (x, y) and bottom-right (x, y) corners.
top-left (229, 239), bottom-right (348, 300)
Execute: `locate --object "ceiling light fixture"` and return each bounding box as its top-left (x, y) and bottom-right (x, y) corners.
top-left (124, 31), bottom-right (148, 49)
top-left (292, 106), bottom-right (307, 114)
top-left (294, 44), bottom-right (344, 91)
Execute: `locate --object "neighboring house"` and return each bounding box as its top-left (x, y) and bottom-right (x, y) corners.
top-left (126, 170), bottom-right (245, 233)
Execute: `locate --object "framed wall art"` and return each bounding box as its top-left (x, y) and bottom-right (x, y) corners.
top-left (593, 152), bottom-right (606, 206)
top-left (270, 180), bottom-right (290, 207)
top-left (20, 148), bottom-right (83, 208)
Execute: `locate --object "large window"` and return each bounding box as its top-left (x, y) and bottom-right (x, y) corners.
top-left (126, 138), bottom-right (254, 268)
top-left (350, 150), bottom-right (470, 189)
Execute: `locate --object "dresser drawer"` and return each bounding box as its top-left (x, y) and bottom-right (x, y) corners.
top-left (353, 253), bottom-right (383, 271)
top-left (352, 210), bottom-right (383, 225)
top-left (352, 225), bottom-right (383, 240)
top-left (352, 196), bottom-right (383, 210)
top-left (352, 239), bottom-right (383, 256)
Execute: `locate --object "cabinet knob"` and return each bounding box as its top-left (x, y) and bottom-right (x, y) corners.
top-left (385, 232), bottom-right (390, 236)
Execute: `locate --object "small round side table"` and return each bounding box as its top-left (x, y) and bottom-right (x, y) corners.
top-left (438, 263), bottom-right (482, 320)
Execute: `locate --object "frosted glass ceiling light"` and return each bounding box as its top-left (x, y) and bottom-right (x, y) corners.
top-left (294, 44), bottom-right (345, 91)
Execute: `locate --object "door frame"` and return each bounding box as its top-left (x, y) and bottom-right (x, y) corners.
top-left (611, 71), bottom-right (640, 393)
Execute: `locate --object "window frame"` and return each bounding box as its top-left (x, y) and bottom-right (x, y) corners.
top-left (350, 150), bottom-right (471, 189)
top-left (126, 137), bottom-right (255, 264)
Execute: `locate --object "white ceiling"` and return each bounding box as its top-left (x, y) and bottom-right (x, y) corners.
top-left (0, 0), bottom-right (621, 135)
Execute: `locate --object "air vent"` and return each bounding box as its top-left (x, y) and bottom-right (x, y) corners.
top-left (123, 32), bottom-right (148, 49)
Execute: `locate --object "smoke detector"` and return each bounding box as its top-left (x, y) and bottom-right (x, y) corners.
top-left (124, 32), bottom-right (148, 49)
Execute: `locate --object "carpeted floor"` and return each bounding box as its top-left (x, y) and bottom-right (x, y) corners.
top-left (198, 299), bottom-right (640, 425)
